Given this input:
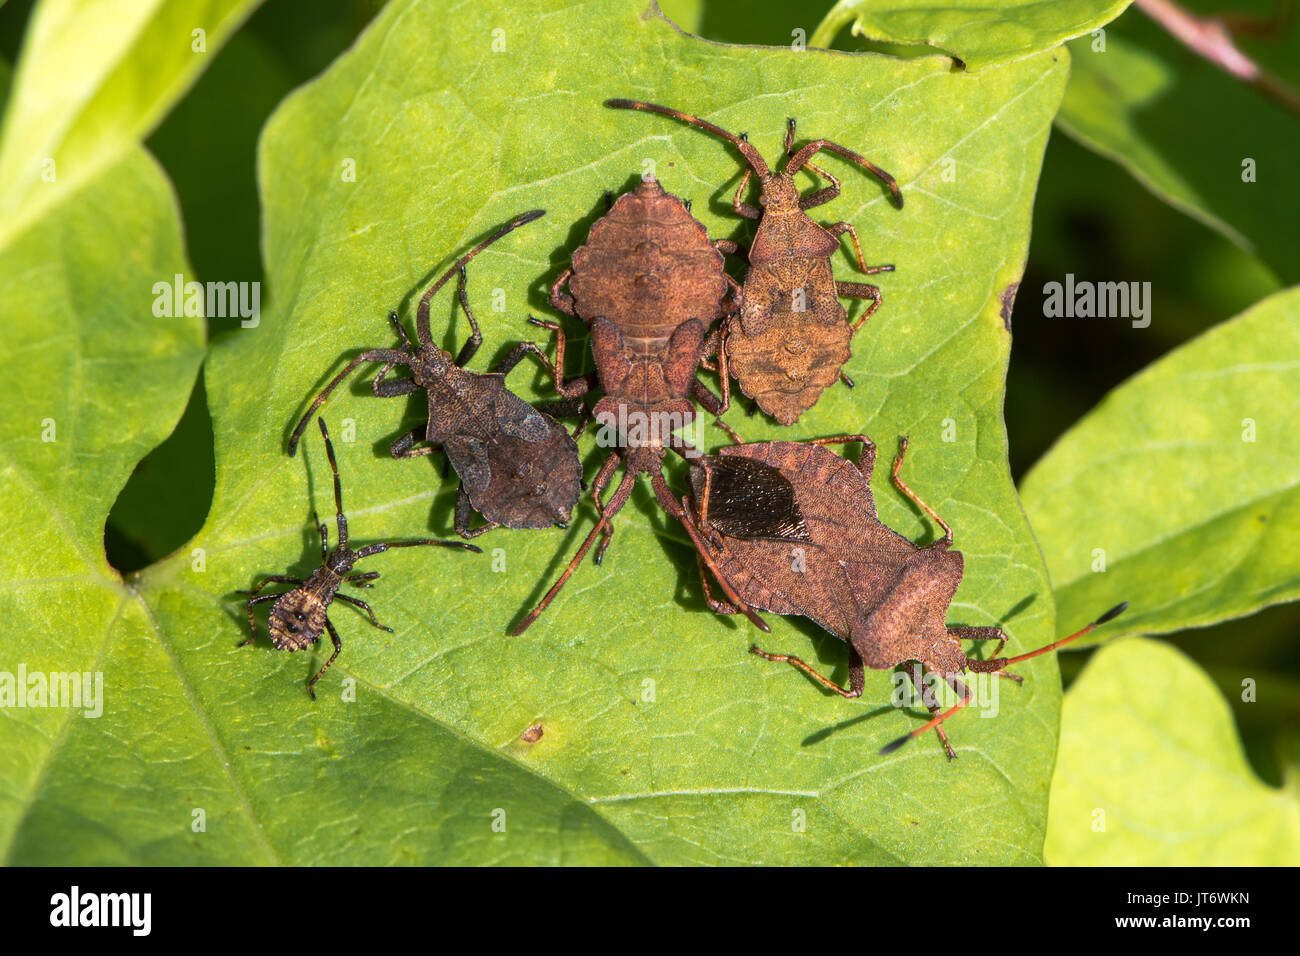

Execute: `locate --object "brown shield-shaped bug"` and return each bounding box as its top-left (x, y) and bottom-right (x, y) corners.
top-left (508, 175), bottom-right (755, 634)
top-left (288, 210), bottom-right (584, 538)
top-left (239, 418), bottom-right (480, 699)
top-left (607, 100), bottom-right (903, 425)
top-left (678, 436), bottom-right (1127, 757)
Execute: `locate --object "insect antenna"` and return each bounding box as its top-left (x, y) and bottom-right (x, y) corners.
top-left (317, 417), bottom-right (349, 550)
top-left (998, 601), bottom-right (1129, 666)
top-left (879, 602), bottom-right (1129, 756)
top-left (605, 99), bottom-right (772, 178)
top-left (415, 209), bottom-right (546, 346)
top-left (288, 346), bottom-right (412, 454)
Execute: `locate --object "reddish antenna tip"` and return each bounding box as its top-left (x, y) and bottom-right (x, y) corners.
top-left (514, 209), bottom-right (546, 227)
top-left (1094, 601), bottom-right (1128, 627)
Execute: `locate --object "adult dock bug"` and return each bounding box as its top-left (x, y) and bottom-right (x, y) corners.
top-left (288, 210), bottom-right (583, 538)
top-left (678, 436), bottom-right (1127, 757)
top-left (607, 99), bottom-right (903, 425)
top-left (509, 174), bottom-right (757, 633)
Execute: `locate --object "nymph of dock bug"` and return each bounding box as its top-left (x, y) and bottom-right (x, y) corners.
top-left (288, 210), bottom-right (583, 538)
top-left (509, 174), bottom-right (764, 634)
top-left (607, 99), bottom-right (903, 425)
top-left (240, 418), bottom-right (480, 699)
top-left (678, 436), bottom-right (1126, 757)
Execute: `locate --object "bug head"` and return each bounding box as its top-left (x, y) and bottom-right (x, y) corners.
top-left (755, 167), bottom-right (801, 207)
top-left (268, 589), bottom-right (326, 652)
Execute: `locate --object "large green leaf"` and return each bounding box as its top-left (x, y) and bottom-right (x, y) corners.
top-left (0, 146), bottom-right (208, 861)
top-left (1021, 287), bottom-right (1300, 643)
top-left (812, 0), bottom-right (1131, 69)
top-left (0, 0), bottom-right (262, 247)
top-left (1046, 637), bottom-right (1300, 865)
top-left (1056, 5), bottom-right (1300, 282)
top-left (9, 0), bottom-right (1070, 863)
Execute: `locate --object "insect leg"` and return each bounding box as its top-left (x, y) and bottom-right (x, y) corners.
top-left (525, 316), bottom-right (597, 400)
top-left (335, 593), bottom-right (394, 633)
top-left (372, 371), bottom-right (420, 398)
top-left (729, 169), bottom-right (761, 220)
top-left (695, 552), bottom-right (741, 615)
top-left (386, 310), bottom-right (413, 348)
top-left (346, 571), bottom-right (380, 588)
top-left (549, 268), bottom-right (578, 317)
top-left (904, 662), bottom-right (958, 759)
top-left (315, 509), bottom-right (329, 563)
top-left (785, 138), bottom-right (903, 209)
top-left (676, 497), bottom-right (770, 632)
top-left (510, 462), bottom-right (633, 634)
top-left (748, 645), bottom-right (864, 698)
top-left (452, 267), bottom-right (483, 367)
top-left (879, 671), bottom-right (972, 756)
top-left (590, 453), bottom-right (625, 566)
top-left (890, 437), bottom-right (953, 545)
top-left (454, 484), bottom-right (498, 539)
top-left (493, 340), bottom-right (592, 429)
top-left (797, 161), bottom-right (842, 209)
top-left (825, 220), bottom-right (865, 274)
top-left (307, 619), bottom-right (344, 701)
top-left (835, 280), bottom-right (884, 333)
top-left (536, 396), bottom-right (591, 425)
top-left (238, 575), bottom-right (304, 596)
top-left (389, 428), bottom-right (441, 460)
top-left (416, 210), bottom-right (545, 347)
top-left (240, 593), bottom-right (285, 646)
top-left (950, 625), bottom-right (1009, 660)
top-left (493, 339), bottom-right (551, 378)
top-left (802, 433), bottom-right (878, 478)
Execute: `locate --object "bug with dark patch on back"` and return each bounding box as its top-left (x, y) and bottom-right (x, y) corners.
top-left (288, 210), bottom-right (584, 538)
top-left (677, 435), bottom-right (1127, 757)
top-left (509, 174), bottom-right (760, 634)
top-left (239, 417), bottom-right (480, 699)
top-left (607, 99), bottom-right (903, 425)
